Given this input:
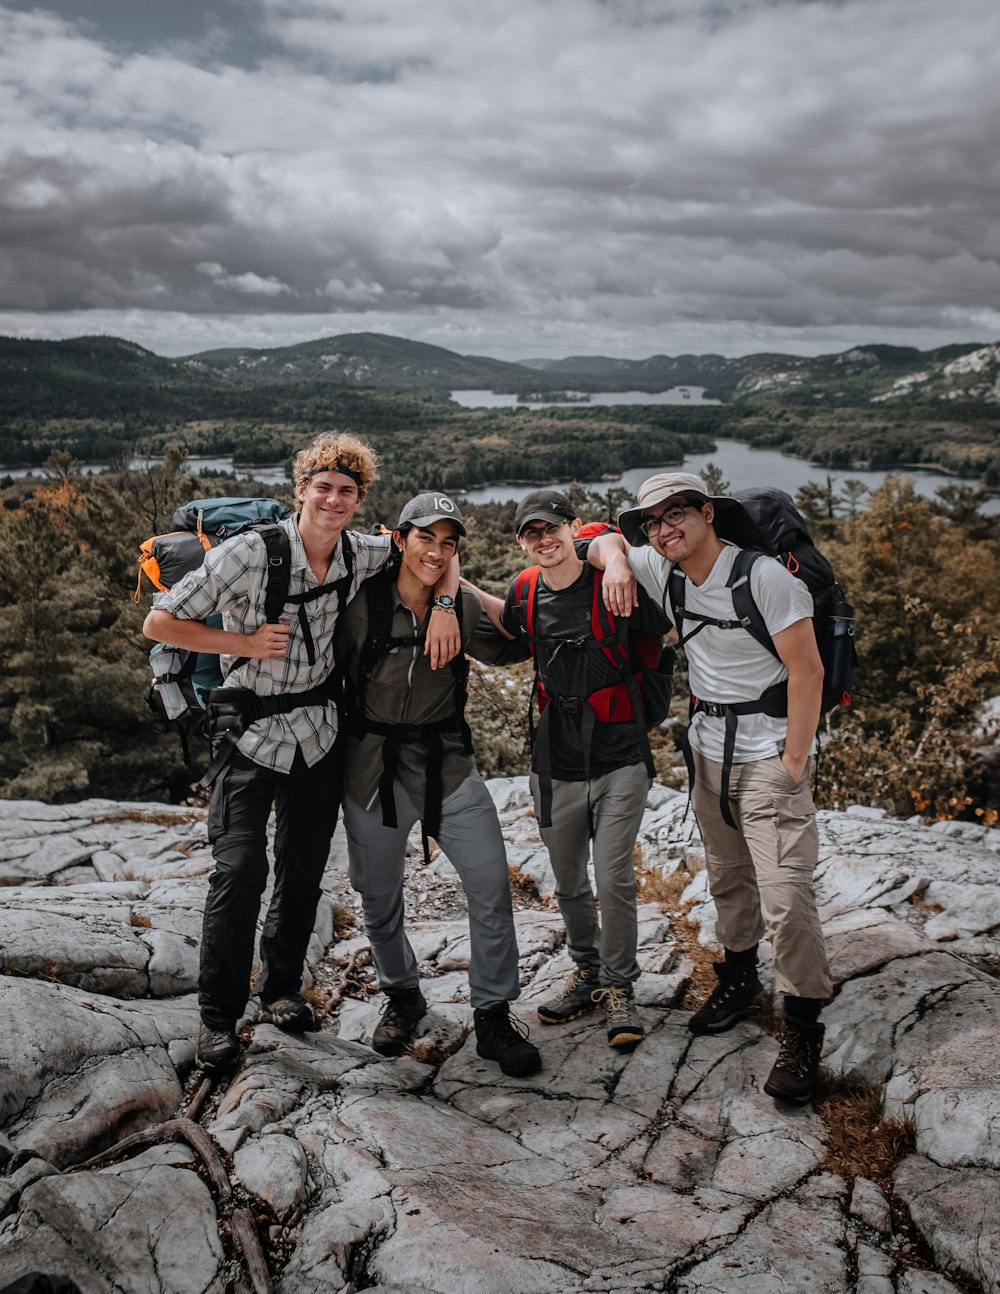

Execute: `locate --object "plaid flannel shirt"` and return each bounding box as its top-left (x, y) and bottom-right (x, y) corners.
top-left (153, 517), bottom-right (390, 771)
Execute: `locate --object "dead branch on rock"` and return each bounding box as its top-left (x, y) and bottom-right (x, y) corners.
top-left (68, 1115), bottom-right (273, 1293)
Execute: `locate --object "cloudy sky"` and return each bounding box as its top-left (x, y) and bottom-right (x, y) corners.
top-left (1, 0), bottom-right (998, 360)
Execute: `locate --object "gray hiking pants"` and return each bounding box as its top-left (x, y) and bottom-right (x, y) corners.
top-left (342, 771), bottom-right (521, 1010)
top-left (531, 761), bottom-right (650, 986)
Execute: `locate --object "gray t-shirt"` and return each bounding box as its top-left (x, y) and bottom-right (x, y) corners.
top-left (628, 542), bottom-right (813, 762)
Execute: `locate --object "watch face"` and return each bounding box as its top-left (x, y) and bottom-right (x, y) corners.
top-left (434, 594), bottom-right (456, 608)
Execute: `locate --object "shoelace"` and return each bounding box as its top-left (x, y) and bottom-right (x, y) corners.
top-left (706, 972), bottom-right (756, 1010)
top-left (774, 1030), bottom-right (817, 1077)
top-left (592, 986), bottom-right (633, 1024)
top-left (481, 1009), bottom-right (532, 1045)
top-left (559, 968), bottom-right (594, 999)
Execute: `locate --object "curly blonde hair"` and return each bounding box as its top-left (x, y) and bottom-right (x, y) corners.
top-left (293, 432), bottom-right (379, 500)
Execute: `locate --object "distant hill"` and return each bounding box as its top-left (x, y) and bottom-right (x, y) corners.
top-left (519, 342), bottom-right (996, 403)
top-left (2, 331), bottom-right (997, 419)
top-left (182, 332), bottom-right (532, 390)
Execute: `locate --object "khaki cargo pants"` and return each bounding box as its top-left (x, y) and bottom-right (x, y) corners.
top-left (691, 749), bottom-right (832, 1000)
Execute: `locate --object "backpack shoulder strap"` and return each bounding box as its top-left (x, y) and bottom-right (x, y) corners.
top-left (589, 566), bottom-right (629, 671)
top-left (728, 548), bottom-right (779, 660)
top-left (338, 530), bottom-right (354, 596)
top-left (667, 565), bottom-right (685, 635)
top-left (513, 565), bottom-right (542, 656)
top-left (259, 524), bottom-right (292, 625)
top-left (360, 566), bottom-right (399, 676)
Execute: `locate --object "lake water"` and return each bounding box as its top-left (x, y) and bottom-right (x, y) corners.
top-left (458, 439), bottom-right (1000, 515)
top-left (449, 387), bottom-right (721, 409)
top-left (0, 456), bottom-right (291, 486)
top-left (4, 385), bottom-right (996, 516)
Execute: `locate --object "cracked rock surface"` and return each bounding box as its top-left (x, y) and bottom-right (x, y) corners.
top-left (0, 788), bottom-right (998, 1293)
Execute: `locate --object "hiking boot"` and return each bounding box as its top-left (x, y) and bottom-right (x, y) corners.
top-left (593, 984), bottom-right (645, 1049)
top-left (474, 1005), bottom-right (543, 1077)
top-left (688, 961), bottom-right (763, 1035)
top-left (372, 987), bottom-right (427, 1057)
top-left (196, 1024), bottom-right (240, 1072)
top-left (536, 964), bottom-right (600, 1024)
top-left (764, 1019), bottom-right (825, 1105)
top-left (261, 992), bottom-right (315, 1034)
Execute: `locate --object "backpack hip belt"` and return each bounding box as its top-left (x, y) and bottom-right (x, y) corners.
top-left (198, 681), bottom-right (335, 789)
top-left (358, 714), bottom-right (468, 842)
top-left (339, 569), bottom-right (472, 851)
top-left (683, 682), bottom-right (788, 830)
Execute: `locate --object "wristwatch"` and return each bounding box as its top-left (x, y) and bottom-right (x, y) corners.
top-left (432, 594), bottom-right (457, 611)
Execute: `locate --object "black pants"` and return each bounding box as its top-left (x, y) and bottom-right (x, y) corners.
top-left (200, 742), bottom-right (343, 1029)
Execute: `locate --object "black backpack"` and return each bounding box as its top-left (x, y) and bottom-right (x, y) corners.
top-left (667, 487), bottom-right (856, 826)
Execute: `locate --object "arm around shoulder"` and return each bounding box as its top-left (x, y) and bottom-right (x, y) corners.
top-left (587, 532), bottom-right (638, 616)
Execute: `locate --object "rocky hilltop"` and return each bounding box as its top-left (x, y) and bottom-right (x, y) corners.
top-left (1, 783), bottom-right (998, 1294)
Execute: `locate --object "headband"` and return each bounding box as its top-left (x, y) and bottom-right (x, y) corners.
top-left (304, 462), bottom-right (364, 487)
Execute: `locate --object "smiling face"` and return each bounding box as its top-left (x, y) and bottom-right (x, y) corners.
top-left (643, 494), bottom-right (715, 566)
top-left (395, 519), bottom-right (461, 589)
top-left (295, 470), bottom-right (362, 541)
top-left (516, 517), bottom-right (582, 572)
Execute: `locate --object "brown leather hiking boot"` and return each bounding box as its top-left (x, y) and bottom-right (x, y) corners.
top-left (196, 1024), bottom-right (240, 1072)
top-left (372, 987), bottom-right (427, 1057)
top-left (764, 1019), bottom-right (825, 1104)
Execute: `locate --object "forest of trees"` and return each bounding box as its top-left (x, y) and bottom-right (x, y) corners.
top-left (0, 447), bottom-right (997, 828)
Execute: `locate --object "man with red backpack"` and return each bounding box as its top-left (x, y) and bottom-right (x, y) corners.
top-left (589, 471), bottom-right (833, 1105)
top-left (497, 489), bottom-right (672, 1050)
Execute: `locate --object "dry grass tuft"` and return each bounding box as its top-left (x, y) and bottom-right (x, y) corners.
top-left (409, 1029), bottom-right (472, 1067)
top-left (331, 902), bottom-right (358, 941)
top-left (508, 866), bottom-right (554, 910)
top-left (129, 911), bottom-right (152, 929)
top-left (100, 810), bottom-right (203, 826)
top-left (632, 849), bottom-right (721, 1013)
top-left (817, 1075), bottom-right (916, 1192)
top-left (908, 892), bottom-right (945, 915)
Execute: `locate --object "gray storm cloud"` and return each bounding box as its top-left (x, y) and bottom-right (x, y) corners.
top-left (0, 0), bottom-right (998, 357)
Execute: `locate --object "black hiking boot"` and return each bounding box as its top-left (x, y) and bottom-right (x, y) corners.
top-left (474, 1005), bottom-right (543, 1077)
top-left (688, 961), bottom-right (763, 1035)
top-left (536, 964), bottom-right (600, 1024)
top-left (372, 987), bottom-right (427, 1057)
top-left (764, 1019), bottom-right (825, 1105)
top-left (196, 1024), bottom-right (240, 1072)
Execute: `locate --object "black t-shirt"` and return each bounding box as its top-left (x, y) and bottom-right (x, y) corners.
top-left (501, 561), bottom-right (669, 780)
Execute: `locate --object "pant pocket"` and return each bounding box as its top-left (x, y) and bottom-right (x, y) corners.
top-left (207, 766), bottom-right (231, 844)
top-left (772, 785), bottom-right (818, 871)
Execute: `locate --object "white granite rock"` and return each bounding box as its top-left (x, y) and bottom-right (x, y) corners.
top-left (0, 786), bottom-right (998, 1294)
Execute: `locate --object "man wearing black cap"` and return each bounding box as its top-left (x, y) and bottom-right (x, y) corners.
top-left (495, 488), bottom-right (670, 1050)
top-left (334, 492), bottom-right (542, 1078)
top-left (590, 472), bottom-right (832, 1104)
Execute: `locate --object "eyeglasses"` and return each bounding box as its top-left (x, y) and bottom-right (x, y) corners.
top-left (520, 522), bottom-right (567, 542)
top-left (639, 503), bottom-right (700, 537)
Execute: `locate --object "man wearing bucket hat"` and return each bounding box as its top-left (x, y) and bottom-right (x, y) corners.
top-left (590, 471), bottom-right (832, 1105)
top-left (334, 491), bottom-right (541, 1077)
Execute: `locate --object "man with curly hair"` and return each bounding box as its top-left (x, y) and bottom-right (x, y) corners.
top-left (144, 432), bottom-right (459, 1070)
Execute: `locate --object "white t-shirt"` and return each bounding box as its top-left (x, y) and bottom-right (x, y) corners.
top-left (628, 543), bottom-right (814, 762)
